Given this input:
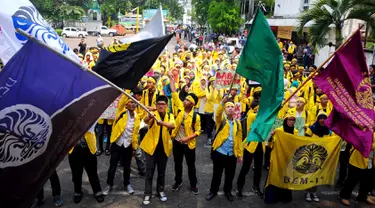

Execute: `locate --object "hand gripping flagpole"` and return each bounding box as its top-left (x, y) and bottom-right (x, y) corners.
top-left (282, 24), bottom-right (365, 107)
top-left (16, 29), bottom-right (159, 121)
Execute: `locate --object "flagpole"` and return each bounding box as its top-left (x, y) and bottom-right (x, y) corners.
top-left (282, 25), bottom-right (365, 106)
top-left (228, 72), bottom-right (238, 95)
top-left (15, 29), bottom-right (159, 121)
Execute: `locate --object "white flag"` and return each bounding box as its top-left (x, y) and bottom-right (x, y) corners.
top-left (0, 0), bottom-right (79, 65)
top-left (120, 7), bottom-right (165, 44)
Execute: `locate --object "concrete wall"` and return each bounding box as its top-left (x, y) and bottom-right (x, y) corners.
top-left (274, 0), bottom-right (302, 17)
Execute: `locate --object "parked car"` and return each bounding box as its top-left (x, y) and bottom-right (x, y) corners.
top-left (61, 27), bottom-right (88, 38)
top-left (226, 38), bottom-right (240, 54)
top-left (99, 26), bottom-right (117, 37)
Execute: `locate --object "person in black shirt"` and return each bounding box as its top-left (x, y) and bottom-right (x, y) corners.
top-left (78, 38), bottom-right (87, 56)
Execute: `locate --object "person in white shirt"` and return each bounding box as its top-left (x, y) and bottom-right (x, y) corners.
top-left (102, 96), bottom-right (141, 196)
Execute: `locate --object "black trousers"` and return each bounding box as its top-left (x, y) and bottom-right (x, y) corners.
top-left (173, 140), bottom-right (197, 187)
top-left (144, 150), bottom-right (168, 196)
top-left (107, 143), bottom-right (133, 187)
top-left (264, 146), bottom-right (272, 168)
top-left (68, 146), bottom-right (102, 194)
top-left (237, 143), bottom-right (263, 190)
top-left (340, 165), bottom-right (373, 202)
top-left (337, 144), bottom-right (352, 184)
top-left (210, 151), bottom-right (237, 194)
top-left (96, 121), bottom-right (112, 152)
top-left (205, 113), bottom-right (215, 139)
top-left (37, 170), bottom-right (61, 201)
top-left (198, 113), bottom-right (206, 133)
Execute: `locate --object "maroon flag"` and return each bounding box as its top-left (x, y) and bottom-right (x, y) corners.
top-left (313, 31), bottom-right (374, 157)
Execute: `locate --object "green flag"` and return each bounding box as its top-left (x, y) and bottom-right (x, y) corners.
top-left (236, 9), bottom-right (284, 142)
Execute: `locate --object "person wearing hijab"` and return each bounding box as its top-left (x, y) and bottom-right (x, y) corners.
top-left (304, 111), bottom-right (332, 202)
top-left (195, 77), bottom-right (207, 132)
top-left (179, 84), bottom-right (189, 102)
top-left (264, 111), bottom-right (298, 204)
top-left (205, 77), bottom-right (218, 145)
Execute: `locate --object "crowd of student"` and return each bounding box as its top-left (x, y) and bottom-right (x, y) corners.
top-left (30, 36), bottom-right (375, 207)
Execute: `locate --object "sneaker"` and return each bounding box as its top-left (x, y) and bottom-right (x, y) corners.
top-left (252, 187), bottom-right (263, 197)
top-left (29, 199), bottom-right (44, 208)
top-left (53, 195), bottom-right (64, 207)
top-left (94, 192), bottom-right (104, 203)
top-left (126, 184), bottom-right (135, 194)
top-left (95, 150), bottom-right (102, 156)
top-left (158, 192), bottom-right (167, 202)
top-left (105, 149), bottom-right (110, 156)
top-left (143, 195), bottom-right (151, 205)
top-left (236, 189), bottom-right (243, 198)
top-left (311, 193), bottom-right (320, 202)
top-left (191, 186), bottom-right (199, 195)
top-left (305, 193), bottom-right (312, 202)
top-left (172, 182), bottom-right (183, 191)
top-left (73, 193), bottom-right (83, 204)
top-left (102, 185), bottom-right (112, 196)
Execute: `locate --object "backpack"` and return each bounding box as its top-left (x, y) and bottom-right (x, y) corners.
top-left (177, 109), bottom-right (197, 132)
top-left (149, 112), bottom-right (173, 135)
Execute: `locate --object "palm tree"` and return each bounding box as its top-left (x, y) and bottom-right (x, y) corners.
top-left (297, 0), bottom-right (375, 49)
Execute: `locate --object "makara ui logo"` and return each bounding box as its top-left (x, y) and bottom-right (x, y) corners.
top-left (292, 143), bottom-right (328, 174)
top-left (11, 6), bottom-right (70, 55)
top-left (0, 104), bottom-right (52, 168)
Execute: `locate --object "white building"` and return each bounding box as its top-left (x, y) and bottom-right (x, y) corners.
top-left (179, 0), bottom-right (192, 25)
top-left (267, 0), bottom-right (370, 66)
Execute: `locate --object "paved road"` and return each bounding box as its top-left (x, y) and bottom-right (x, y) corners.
top-left (40, 131), bottom-right (370, 208)
top-left (42, 35), bottom-right (373, 208)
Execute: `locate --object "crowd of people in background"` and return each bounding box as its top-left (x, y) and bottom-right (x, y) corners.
top-left (29, 28), bottom-right (375, 208)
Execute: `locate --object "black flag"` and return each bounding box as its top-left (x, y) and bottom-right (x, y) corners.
top-left (93, 34), bottom-right (174, 89)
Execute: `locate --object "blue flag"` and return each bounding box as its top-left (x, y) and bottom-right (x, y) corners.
top-left (0, 41), bottom-right (120, 207)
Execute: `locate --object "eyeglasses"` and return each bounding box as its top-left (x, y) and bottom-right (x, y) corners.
top-left (156, 102), bottom-right (167, 106)
top-left (288, 118), bottom-right (296, 121)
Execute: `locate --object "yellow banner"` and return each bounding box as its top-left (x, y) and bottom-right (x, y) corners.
top-left (266, 130), bottom-right (341, 190)
top-left (277, 26), bottom-right (293, 40)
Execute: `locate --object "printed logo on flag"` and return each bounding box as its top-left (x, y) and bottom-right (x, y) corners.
top-left (356, 77), bottom-right (372, 110)
top-left (292, 143), bottom-right (328, 174)
top-left (0, 104), bottom-right (52, 168)
top-left (11, 6), bottom-right (70, 55)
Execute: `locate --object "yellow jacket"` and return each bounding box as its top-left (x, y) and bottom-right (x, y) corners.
top-left (310, 103), bottom-right (333, 121)
top-left (141, 88), bottom-right (160, 108)
top-left (244, 111), bottom-right (265, 154)
top-left (204, 87), bottom-right (217, 113)
top-left (171, 108), bottom-right (201, 149)
top-left (140, 112), bottom-right (176, 157)
top-left (170, 92), bottom-right (184, 116)
top-left (69, 132), bottom-right (97, 155)
top-left (193, 85), bottom-right (206, 107)
top-left (110, 106), bottom-right (141, 150)
top-left (349, 138), bottom-right (375, 169)
top-left (212, 104), bottom-right (243, 157)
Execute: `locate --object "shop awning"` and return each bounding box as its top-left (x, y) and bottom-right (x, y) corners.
top-left (245, 18), bottom-right (314, 27)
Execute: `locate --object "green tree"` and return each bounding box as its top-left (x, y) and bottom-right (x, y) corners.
top-left (192, 0), bottom-right (211, 27)
top-left (58, 2), bottom-right (85, 20)
top-left (298, 0), bottom-right (375, 49)
top-left (207, 0), bottom-right (243, 34)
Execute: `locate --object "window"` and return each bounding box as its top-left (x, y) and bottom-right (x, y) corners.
top-left (304, 0), bottom-right (309, 3)
top-left (71, 28), bottom-right (77, 32)
top-left (101, 27), bottom-right (106, 30)
top-left (303, 5), bottom-right (309, 10)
